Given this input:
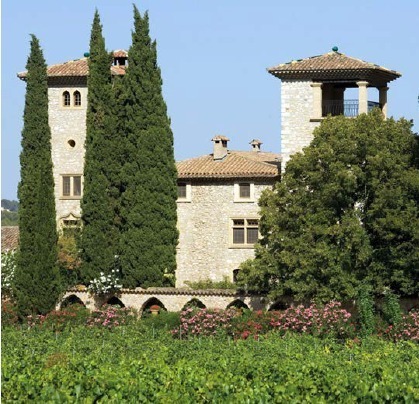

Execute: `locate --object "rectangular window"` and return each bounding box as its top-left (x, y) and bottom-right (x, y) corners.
top-left (61, 175), bottom-right (83, 199)
top-left (239, 183), bottom-right (251, 198)
top-left (62, 176), bottom-right (71, 196)
top-left (178, 183), bottom-right (187, 199)
top-left (231, 218), bottom-right (259, 247)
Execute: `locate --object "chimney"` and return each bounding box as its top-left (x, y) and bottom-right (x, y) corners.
top-left (212, 135), bottom-right (230, 160)
top-left (250, 139), bottom-right (262, 152)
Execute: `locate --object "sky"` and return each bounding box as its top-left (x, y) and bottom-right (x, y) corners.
top-left (2, 0), bottom-right (419, 200)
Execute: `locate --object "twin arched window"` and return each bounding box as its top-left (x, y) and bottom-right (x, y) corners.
top-left (62, 90), bottom-right (82, 107)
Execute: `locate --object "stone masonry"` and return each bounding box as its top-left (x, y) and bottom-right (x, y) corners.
top-left (176, 180), bottom-right (274, 287)
top-left (280, 80), bottom-right (320, 166)
top-left (48, 81), bottom-right (87, 224)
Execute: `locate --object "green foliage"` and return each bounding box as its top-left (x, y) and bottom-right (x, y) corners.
top-left (2, 326), bottom-right (418, 402)
top-left (1, 210), bottom-right (18, 226)
top-left (382, 289), bottom-right (403, 326)
top-left (185, 277), bottom-right (237, 290)
top-left (79, 10), bottom-right (120, 283)
top-left (357, 284), bottom-right (376, 337)
top-left (14, 35), bottom-right (61, 316)
top-left (240, 111), bottom-right (419, 302)
top-left (1, 250), bottom-right (17, 297)
top-left (1, 199), bottom-right (19, 212)
top-left (118, 6), bottom-right (178, 288)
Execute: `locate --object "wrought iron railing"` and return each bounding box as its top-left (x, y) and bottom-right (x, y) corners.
top-left (322, 100), bottom-right (381, 117)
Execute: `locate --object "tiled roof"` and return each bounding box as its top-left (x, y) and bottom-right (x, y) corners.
top-left (1, 226), bottom-right (19, 253)
top-left (18, 50), bottom-right (127, 79)
top-left (268, 51), bottom-right (401, 83)
top-left (176, 151), bottom-right (281, 179)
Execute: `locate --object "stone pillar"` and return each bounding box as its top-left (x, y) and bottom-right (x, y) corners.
top-left (379, 86), bottom-right (389, 119)
top-left (311, 82), bottom-right (323, 118)
top-left (357, 81), bottom-right (369, 114)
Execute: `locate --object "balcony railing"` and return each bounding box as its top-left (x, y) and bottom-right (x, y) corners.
top-left (322, 100), bottom-right (381, 117)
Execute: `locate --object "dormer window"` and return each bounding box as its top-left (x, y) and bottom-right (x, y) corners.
top-left (73, 91), bottom-right (81, 107)
top-left (63, 91), bottom-right (71, 107)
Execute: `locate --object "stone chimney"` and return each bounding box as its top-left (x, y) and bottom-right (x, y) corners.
top-left (250, 139), bottom-right (262, 152)
top-left (212, 135), bottom-right (230, 160)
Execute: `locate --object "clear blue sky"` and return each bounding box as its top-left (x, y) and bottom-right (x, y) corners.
top-left (2, 0), bottom-right (419, 200)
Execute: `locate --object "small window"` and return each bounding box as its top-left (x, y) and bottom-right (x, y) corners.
top-left (63, 91), bottom-right (71, 107)
top-left (62, 219), bottom-right (81, 228)
top-left (73, 91), bottom-right (81, 107)
top-left (239, 183), bottom-right (251, 198)
top-left (177, 182), bottom-right (191, 202)
top-left (234, 182), bottom-right (254, 202)
top-left (233, 269), bottom-right (240, 283)
top-left (61, 175), bottom-right (82, 198)
top-left (231, 218), bottom-right (259, 247)
top-left (178, 183), bottom-right (187, 199)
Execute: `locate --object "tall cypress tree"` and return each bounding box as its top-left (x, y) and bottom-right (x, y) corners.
top-left (79, 11), bottom-right (119, 282)
top-left (119, 6), bottom-right (178, 288)
top-left (14, 35), bottom-right (61, 316)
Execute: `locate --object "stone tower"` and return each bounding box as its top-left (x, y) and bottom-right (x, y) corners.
top-left (18, 51), bottom-right (128, 227)
top-left (268, 48), bottom-right (401, 167)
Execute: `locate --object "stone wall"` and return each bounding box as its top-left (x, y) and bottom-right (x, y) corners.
top-left (60, 288), bottom-right (268, 312)
top-left (176, 180), bottom-right (275, 288)
top-left (280, 79), bottom-right (320, 166)
top-left (48, 84), bottom-right (87, 223)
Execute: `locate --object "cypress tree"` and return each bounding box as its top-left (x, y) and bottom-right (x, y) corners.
top-left (119, 6), bottom-right (178, 288)
top-left (79, 11), bottom-right (119, 282)
top-left (14, 35), bottom-right (61, 316)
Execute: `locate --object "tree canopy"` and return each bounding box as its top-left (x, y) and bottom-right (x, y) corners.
top-left (239, 111), bottom-right (419, 302)
top-left (79, 10), bottom-right (119, 282)
top-left (14, 35), bottom-right (61, 316)
top-left (118, 6), bottom-right (178, 288)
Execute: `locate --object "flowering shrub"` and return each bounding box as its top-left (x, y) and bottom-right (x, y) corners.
top-left (1, 250), bottom-right (17, 297)
top-left (269, 301), bottom-right (354, 339)
top-left (88, 269), bottom-right (122, 295)
top-left (172, 308), bottom-right (238, 338)
top-left (86, 305), bottom-right (135, 329)
top-left (26, 304), bottom-right (89, 331)
top-left (382, 310), bottom-right (419, 342)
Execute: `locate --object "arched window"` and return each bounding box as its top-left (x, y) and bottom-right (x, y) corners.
top-left (73, 91), bottom-right (81, 107)
top-left (63, 91), bottom-right (71, 107)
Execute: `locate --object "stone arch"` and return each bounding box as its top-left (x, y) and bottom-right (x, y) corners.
top-left (141, 297), bottom-right (167, 316)
top-left (181, 298), bottom-right (206, 311)
top-left (60, 294), bottom-right (85, 309)
top-left (105, 296), bottom-right (125, 308)
top-left (226, 299), bottom-right (249, 310)
top-left (268, 301), bottom-right (289, 311)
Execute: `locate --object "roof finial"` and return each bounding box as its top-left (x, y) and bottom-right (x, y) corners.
top-left (332, 46), bottom-right (338, 52)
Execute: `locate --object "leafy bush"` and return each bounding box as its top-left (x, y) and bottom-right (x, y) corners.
top-left (184, 277), bottom-right (236, 290)
top-left (381, 290), bottom-right (402, 326)
top-left (88, 269), bottom-right (122, 295)
top-left (382, 310), bottom-right (419, 342)
top-left (357, 284), bottom-right (375, 337)
top-left (172, 308), bottom-right (238, 338)
top-left (86, 305), bottom-right (136, 329)
top-left (1, 250), bottom-right (17, 297)
top-left (1, 299), bottom-right (19, 327)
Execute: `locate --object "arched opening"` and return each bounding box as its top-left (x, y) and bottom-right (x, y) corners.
top-left (105, 296), bottom-right (125, 308)
top-left (226, 299), bottom-right (249, 310)
top-left (141, 297), bottom-right (167, 317)
top-left (268, 301), bottom-right (289, 311)
top-left (73, 90), bottom-right (81, 106)
top-left (62, 91), bottom-right (71, 107)
top-left (60, 294), bottom-right (85, 309)
top-left (181, 298), bottom-right (206, 311)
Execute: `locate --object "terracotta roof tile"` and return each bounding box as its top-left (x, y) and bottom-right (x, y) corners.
top-left (1, 226), bottom-right (19, 253)
top-left (268, 51), bottom-right (401, 83)
top-left (176, 151), bottom-right (281, 179)
top-left (18, 50), bottom-right (128, 79)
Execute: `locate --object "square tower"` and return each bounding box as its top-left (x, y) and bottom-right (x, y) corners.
top-left (268, 48), bottom-right (401, 167)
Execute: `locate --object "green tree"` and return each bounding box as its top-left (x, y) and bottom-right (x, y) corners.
top-left (14, 35), bottom-right (61, 316)
top-left (239, 111), bottom-right (419, 302)
top-left (119, 6), bottom-right (178, 288)
top-left (79, 11), bottom-right (120, 283)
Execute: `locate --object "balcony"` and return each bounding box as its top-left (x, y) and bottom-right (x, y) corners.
top-left (322, 100), bottom-right (381, 117)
